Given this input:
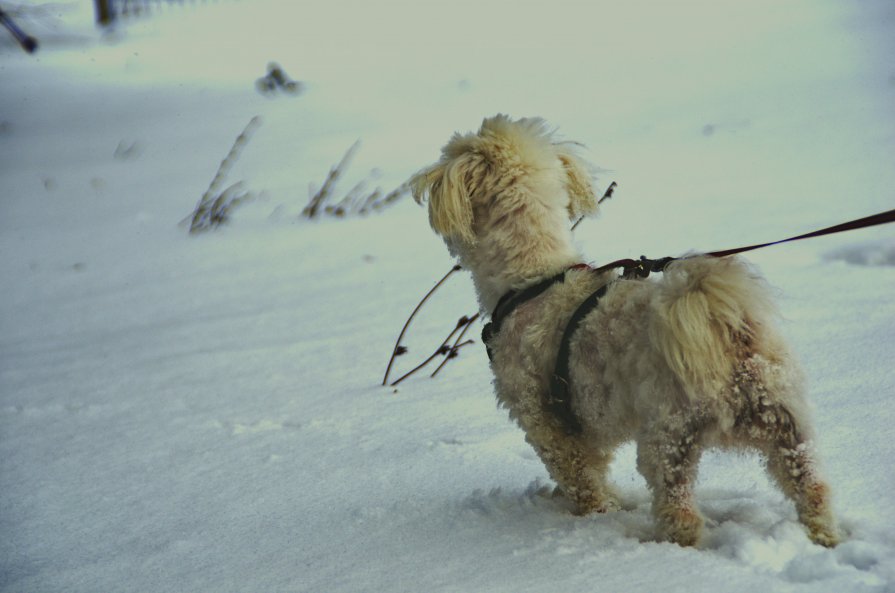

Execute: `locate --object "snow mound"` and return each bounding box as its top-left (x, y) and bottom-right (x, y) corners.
top-left (824, 240), bottom-right (895, 267)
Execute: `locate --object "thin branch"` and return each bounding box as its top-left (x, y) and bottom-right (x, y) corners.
top-left (431, 313), bottom-right (480, 378)
top-left (303, 141), bottom-right (360, 219)
top-left (571, 181), bottom-right (617, 232)
top-left (390, 314), bottom-right (478, 386)
top-left (382, 264), bottom-right (462, 386)
top-left (0, 7), bottom-right (38, 53)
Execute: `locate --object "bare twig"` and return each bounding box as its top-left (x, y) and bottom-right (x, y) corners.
top-left (0, 6), bottom-right (38, 53)
top-left (303, 141), bottom-right (360, 219)
top-left (304, 143), bottom-right (411, 219)
top-left (571, 181), bottom-right (617, 232)
top-left (382, 265), bottom-right (462, 386)
top-left (325, 171), bottom-right (379, 217)
top-left (369, 180), bottom-right (411, 213)
top-left (431, 313), bottom-right (480, 378)
top-left (390, 314), bottom-right (478, 386)
top-left (186, 116), bottom-right (261, 233)
top-left (205, 182), bottom-right (253, 227)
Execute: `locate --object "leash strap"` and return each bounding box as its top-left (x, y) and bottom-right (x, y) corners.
top-left (596, 208), bottom-right (895, 276)
top-left (706, 207), bottom-right (895, 258)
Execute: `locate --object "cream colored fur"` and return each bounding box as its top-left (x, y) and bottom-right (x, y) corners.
top-left (412, 115), bottom-right (839, 548)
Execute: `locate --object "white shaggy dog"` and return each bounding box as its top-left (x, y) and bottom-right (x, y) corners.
top-left (411, 115), bottom-right (839, 547)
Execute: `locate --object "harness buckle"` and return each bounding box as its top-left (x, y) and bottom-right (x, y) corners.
top-left (624, 256), bottom-right (676, 279)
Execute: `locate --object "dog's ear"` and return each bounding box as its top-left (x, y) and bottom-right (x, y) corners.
top-left (555, 144), bottom-right (597, 220)
top-left (411, 155), bottom-right (476, 243)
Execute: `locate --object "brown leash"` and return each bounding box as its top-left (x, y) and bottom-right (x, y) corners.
top-left (594, 207), bottom-right (895, 277)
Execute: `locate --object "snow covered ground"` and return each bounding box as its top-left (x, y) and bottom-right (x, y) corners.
top-left (2, 1), bottom-right (894, 591)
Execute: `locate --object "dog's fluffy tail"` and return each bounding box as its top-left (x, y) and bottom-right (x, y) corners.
top-left (649, 256), bottom-right (779, 398)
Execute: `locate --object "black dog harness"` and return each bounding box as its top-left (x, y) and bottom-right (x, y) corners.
top-left (482, 264), bottom-right (611, 435)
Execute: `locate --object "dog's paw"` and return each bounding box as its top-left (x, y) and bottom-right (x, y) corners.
top-left (567, 490), bottom-right (622, 515)
top-left (805, 520), bottom-right (841, 548)
top-left (657, 505), bottom-right (704, 547)
top-left (578, 498), bottom-right (622, 515)
top-left (799, 481), bottom-right (840, 547)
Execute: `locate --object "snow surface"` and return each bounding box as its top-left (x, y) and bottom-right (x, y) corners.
top-left (2, 1), bottom-right (894, 591)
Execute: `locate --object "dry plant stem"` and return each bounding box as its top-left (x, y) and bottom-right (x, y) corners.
top-left (204, 117), bottom-right (260, 205)
top-left (207, 182), bottom-right (252, 226)
top-left (390, 314), bottom-right (476, 386)
top-left (0, 7), bottom-right (38, 53)
top-left (304, 142), bottom-right (411, 219)
top-left (187, 116), bottom-right (261, 232)
top-left (304, 141), bottom-right (360, 219)
top-left (430, 313), bottom-right (480, 378)
top-left (382, 264), bottom-right (462, 386)
top-left (327, 172), bottom-right (381, 217)
top-left (430, 340), bottom-right (475, 376)
top-left (335, 178), bottom-right (372, 213)
top-left (571, 180), bottom-right (617, 232)
top-left (371, 180), bottom-right (411, 212)
top-left (315, 169), bottom-right (410, 218)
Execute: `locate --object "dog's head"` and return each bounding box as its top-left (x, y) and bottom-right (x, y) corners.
top-left (411, 115), bottom-right (597, 249)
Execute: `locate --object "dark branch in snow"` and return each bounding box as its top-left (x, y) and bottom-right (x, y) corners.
top-left (389, 313), bottom-right (478, 386)
top-left (0, 6), bottom-right (39, 53)
top-left (382, 265), bottom-right (462, 386)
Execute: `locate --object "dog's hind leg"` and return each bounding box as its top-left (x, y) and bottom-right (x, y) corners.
top-left (734, 365), bottom-right (839, 547)
top-left (523, 422), bottom-right (620, 515)
top-left (637, 412), bottom-right (709, 547)
top-left (765, 436), bottom-right (839, 547)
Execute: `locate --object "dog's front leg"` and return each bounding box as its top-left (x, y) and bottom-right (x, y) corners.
top-left (637, 414), bottom-right (709, 547)
top-left (522, 420), bottom-right (620, 515)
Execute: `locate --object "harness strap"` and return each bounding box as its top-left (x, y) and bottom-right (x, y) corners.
top-left (482, 264), bottom-right (591, 361)
top-left (549, 283), bottom-right (610, 435)
top-left (482, 262), bottom-right (612, 436)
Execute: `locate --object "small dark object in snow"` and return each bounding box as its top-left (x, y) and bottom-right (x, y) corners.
top-left (0, 7), bottom-right (39, 54)
top-left (256, 62), bottom-right (304, 97)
